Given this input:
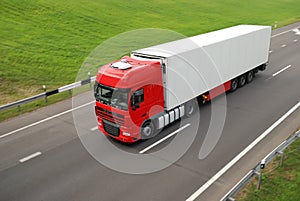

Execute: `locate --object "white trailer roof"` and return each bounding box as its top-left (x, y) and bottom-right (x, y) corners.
top-left (132, 24), bottom-right (271, 110)
top-left (134, 25), bottom-right (270, 57)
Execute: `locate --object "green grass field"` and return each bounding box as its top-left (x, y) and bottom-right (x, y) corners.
top-left (1, 0), bottom-right (300, 105)
top-left (236, 135), bottom-right (300, 201)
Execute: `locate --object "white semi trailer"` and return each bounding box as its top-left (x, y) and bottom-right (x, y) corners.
top-left (94, 25), bottom-right (272, 142)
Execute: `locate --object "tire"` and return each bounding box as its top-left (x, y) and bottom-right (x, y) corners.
top-left (230, 78), bottom-right (238, 92)
top-left (141, 121), bottom-right (155, 139)
top-left (185, 99), bottom-right (197, 118)
top-left (246, 71), bottom-right (254, 83)
top-left (238, 74), bottom-right (246, 87)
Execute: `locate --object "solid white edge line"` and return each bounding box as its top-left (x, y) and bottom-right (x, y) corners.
top-left (0, 101), bottom-right (95, 139)
top-left (271, 25), bottom-right (300, 37)
top-left (139, 123), bottom-right (191, 154)
top-left (90, 126), bottom-right (98, 131)
top-left (186, 101), bottom-right (300, 201)
top-left (19, 152), bottom-right (42, 163)
top-left (272, 65), bottom-right (291, 77)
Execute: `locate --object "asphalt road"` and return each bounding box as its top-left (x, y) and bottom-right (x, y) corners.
top-left (0, 22), bottom-right (300, 201)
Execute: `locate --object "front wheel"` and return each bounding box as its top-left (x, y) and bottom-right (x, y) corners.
top-left (141, 121), bottom-right (155, 139)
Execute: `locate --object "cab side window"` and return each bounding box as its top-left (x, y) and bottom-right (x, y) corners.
top-left (131, 88), bottom-right (144, 108)
top-left (134, 88), bottom-right (144, 103)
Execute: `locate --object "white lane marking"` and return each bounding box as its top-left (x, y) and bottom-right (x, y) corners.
top-left (269, 50), bottom-right (273, 53)
top-left (139, 123), bottom-right (191, 154)
top-left (272, 65), bottom-right (291, 77)
top-left (90, 126), bottom-right (98, 131)
top-left (186, 101), bottom-right (300, 201)
top-left (19, 152), bottom-right (42, 163)
top-left (292, 28), bottom-right (300, 35)
top-left (0, 101), bottom-right (95, 139)
top-left (281, 44), bottom-right (287, 48)
top-left (272, 25), bottom-right (300, 37)
top-left (294, 39), bottom-right (298, 42)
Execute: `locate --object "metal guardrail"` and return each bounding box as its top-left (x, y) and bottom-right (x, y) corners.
top-left (0, 76), bottom-right (96, 112)
top-left (220, 130), bottom-right (300, 201)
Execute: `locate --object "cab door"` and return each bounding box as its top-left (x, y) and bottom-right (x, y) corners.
top-left (129, 87), bottom-right (149, 128)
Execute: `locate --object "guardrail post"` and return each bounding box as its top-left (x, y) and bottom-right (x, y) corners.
top-left (18, 105), bottom-right (21, 112)
top-left (277, 151), bottom-right (285, 167)
top-left (88, 72), bottom-right (91, 88)
top-left (254, 171), bottom-right (262, 190)
top-left (43, 85), bottom-right (47, 102)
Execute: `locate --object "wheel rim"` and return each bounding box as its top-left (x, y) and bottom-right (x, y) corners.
top-left (143, 125), bottom-right (152, 137)
top-left (240, 77), bottom-right (245, 86)
top-left (247, 72), bottom-right (253, 82)
top-left (232, 80), bottom-right (237, 89)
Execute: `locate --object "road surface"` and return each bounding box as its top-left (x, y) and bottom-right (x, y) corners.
top-left (0, 22), bottom-right (300, 201)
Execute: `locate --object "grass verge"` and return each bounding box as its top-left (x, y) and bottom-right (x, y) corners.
top-left (1, 0), bottom-right (300, 121)
top-left (0, 92), bottom-right (72, 122)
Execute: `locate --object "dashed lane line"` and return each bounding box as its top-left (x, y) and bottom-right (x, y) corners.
top-left (19, 152), bottom-right (42, 163)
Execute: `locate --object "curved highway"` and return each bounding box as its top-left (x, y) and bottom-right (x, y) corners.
top-left (0, 22), bottom-right (300, 201)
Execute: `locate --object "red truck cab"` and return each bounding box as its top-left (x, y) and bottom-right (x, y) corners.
top-left (94, 56), bottom-right (164, 142)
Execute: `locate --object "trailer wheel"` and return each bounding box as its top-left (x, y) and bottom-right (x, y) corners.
top-left (238, 75), bottom-right (246, 87)
top-left (141, 121), bottom-right (155, 139)
top-left (185, 99), bottom-right (197, 118)
top-left (246, 71), bottom-right (254, 83)
top-left (230, 78), bottom-right (238, 92)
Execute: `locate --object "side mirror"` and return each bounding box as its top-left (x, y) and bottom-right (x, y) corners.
top-left (131, 89), bottom-right (144, 110)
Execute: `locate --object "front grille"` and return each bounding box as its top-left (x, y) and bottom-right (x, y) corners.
top-left (103, 119), bottom-right (120, 137)
top-left (95, 106), bottom-right (124, 126)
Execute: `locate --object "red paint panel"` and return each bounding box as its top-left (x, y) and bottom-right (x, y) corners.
top-left (206, 80), bottom-right (231, 100)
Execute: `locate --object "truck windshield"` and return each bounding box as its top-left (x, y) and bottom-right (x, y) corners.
top-left (94, 82), bottom-right (129, 111)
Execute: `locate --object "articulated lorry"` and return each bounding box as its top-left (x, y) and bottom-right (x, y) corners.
top-left (94, 25), bottom-right (271, 143)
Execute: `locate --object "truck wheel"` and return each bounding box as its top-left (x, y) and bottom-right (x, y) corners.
top-left (141, 121), bottom-right (155, 139)
top-left (246, 71), bottom-right (254, 83)
top-left (230, 78), bottom-right (238, 92)
top-left (238, 75), bottom-right (246, 87)
top-left (185, 99), bottom-right (197, 118)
